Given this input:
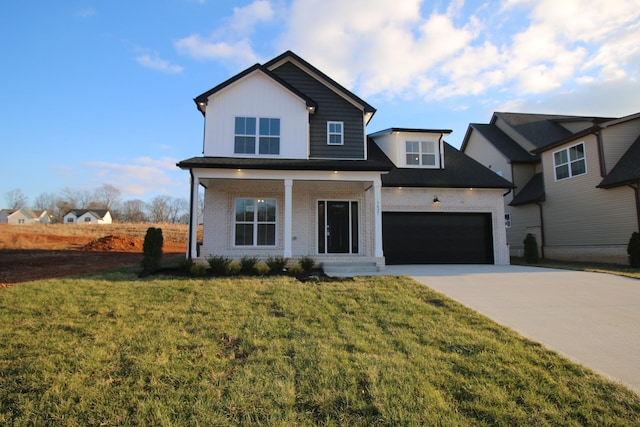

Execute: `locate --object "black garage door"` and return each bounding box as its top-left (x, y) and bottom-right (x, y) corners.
top-left (383, 212), bottom-right (494, 264)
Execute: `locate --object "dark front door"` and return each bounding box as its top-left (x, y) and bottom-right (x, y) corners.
top-left (318, 201), bottom-right (359, 254)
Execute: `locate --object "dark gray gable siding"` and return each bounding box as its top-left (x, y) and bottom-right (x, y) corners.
top-left (270, 62), bottom-right (365, 159)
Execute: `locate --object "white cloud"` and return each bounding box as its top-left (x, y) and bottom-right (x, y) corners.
top-left (75, 7), bottom-right (96, 18)
top-left (82, 157), bottom-right (186, 199)
top-left (136, 54), bottom-right (184, 74)
top-left (175, 0), bottom-right (274, 67)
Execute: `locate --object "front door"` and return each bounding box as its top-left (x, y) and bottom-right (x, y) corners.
top-left (318, 201), bottom-right (358, 254)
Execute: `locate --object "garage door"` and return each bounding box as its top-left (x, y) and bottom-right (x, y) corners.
top-left (383, 212), bottom-right (494, 264)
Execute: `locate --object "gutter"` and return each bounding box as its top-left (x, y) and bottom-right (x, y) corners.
top-left (536, 201), bottom-right (545, 259)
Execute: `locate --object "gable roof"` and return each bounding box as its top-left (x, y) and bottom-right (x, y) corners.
top-left (463, 123), bottom-right (537, 163)
top-left (381, 142), bottom-right (514, 189)
top-left (193, 63), bottom-right (318, 115)
top-left (264, 51), bottom-right (376, 119)
top-left (0, 208), bottom-right (47, 219)
top-left (65, 209), bottom-right (110, 219)
top-left (509, 173), bottom-right (545, 206)
top-left (598, 134), bottom-right (640, 189)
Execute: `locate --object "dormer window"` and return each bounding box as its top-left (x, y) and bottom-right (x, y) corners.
top-left (234, 116), bottom-right (280, 155)
top-left (405, 140), bottom-right (437, 167)
top-left (327, 121), bottom-right (344, 145)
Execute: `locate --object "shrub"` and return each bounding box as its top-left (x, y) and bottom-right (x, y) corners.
top-left (287, 264), bottom-right (304, 276)
top-left (226, 261), bottom-right (241, 276)
top-left (240, 256), bottom-right (259, 275)
top-left (256, 262), bottom-right (270, 276)
top-left (207, 255), bottom-right (231, 276)
top-left (141, 227), bottom-right (163, 273)
top-left (523, 233), bottom-right (539, 264)
top-left (190, 262), bottom-right (208, 277)
top-left (178, 258), bottom-right (194, 274)
top-left (266, 256), bottom-right (288, 275)
top-left (299, 256), bottom-right (315, 273)
top-left (628, 232), bottom-right (640, 267)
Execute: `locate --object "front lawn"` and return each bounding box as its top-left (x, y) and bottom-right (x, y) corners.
top-left (1, 272), bottom-right (639, 425)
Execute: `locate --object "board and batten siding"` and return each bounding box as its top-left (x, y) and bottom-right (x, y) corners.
top-left (541, 134), bottom-right (637, 249)
top-left (601, 118), bottom-right (640, 175)
top-left (271, 62), bottom-right (365, 159)
top-left (202, 72), bottom-right (309, 159)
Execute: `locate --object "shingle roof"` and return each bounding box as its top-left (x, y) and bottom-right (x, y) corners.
top-left (509, 173), bottom-right (545, 206)
top-left (177, 139), bottom-right (393, 172)
top-left (65, 209), bottom-right (110, 219)
top-left (494, 112), bottom-right (579, 149)
top-left (598, 135), bottom-right (640, 188)
top-left (381, 142), bottom-right (514, 189)
top-left (468, 124), bottom-right (536, 162)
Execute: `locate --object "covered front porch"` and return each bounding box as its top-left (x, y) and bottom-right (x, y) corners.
top-left (186, 168), bottom-right (385, 269)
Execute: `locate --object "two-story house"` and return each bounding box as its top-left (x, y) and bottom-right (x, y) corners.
top-left (178, 51), bottom-right (512, 270)
top-left (462, 112), bottom-right (640, 264)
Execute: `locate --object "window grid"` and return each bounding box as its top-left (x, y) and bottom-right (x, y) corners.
top-left (405, 140), bottom-right (436, 166)
top-left (327, 121), bottom-right (343, 145)
top-left (553, 142), bottom-right (586, 181)
top-left (234, 198), bottom-right (276, 247)
top-left (234, 117), bottom-right (280, 155)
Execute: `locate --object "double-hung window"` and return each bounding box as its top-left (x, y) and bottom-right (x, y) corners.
top-left (234, 198), bottom-right (276, 246)
top-left (327, 121), bottom-right (343, 145)
top-left (405, 140), bottom-right (436, 166)
top-left (553, 142), bottom-right (586, 180)
top-left (234, 117), bottom-right (280, 155)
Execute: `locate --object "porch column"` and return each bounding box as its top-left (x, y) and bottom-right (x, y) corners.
top-left (188, 172), bottom-right (200, 259)
top-left (283, 179), bottom-right (293, 258)
top-left (373, 179), bottom-right (383, 257)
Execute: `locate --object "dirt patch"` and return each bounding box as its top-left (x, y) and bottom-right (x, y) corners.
top-left (0, 225), bottom-right (188, 287)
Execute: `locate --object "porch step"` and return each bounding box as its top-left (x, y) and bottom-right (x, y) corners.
top-left (322, 262), bottom-right (379, 277)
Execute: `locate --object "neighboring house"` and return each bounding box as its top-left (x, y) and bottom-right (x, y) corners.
top-left (178, 51), bottom-right (512, 269)
top-left (0, 208), bottom-right (50, 225)
top-left (63, 209), bottom-right (113, 225)
top-left (462, 112), bottom-right (640, 264)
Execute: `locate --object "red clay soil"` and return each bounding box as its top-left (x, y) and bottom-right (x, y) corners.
top-left (0, 234), bottom-right (185, 288)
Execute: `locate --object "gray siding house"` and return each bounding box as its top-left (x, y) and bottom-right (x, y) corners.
top-left (462, 112), bottom-right (640, 264)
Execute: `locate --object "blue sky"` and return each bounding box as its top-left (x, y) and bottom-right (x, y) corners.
top-left (2, 0), bottom-right (640, 206)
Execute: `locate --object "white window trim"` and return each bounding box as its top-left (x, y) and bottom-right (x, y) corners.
top-left (404, 140), bottom-right (439, 168)
top-left (327, 121), bottom-right (344, 145)
top-left (234, 116), bottom-right (281, 156)
top-left (233, 198), bottom-right (277, 247)
top-left (553, 141), bottom-right (587, 181)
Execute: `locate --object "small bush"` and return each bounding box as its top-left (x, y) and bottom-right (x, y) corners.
top-left (628, 232), bottom-right (640, 268)
top-left (190, 263), bottom-right (208, 277)
top-left (299, 256), bottom-right (315, 273)
top-left (207, 255), bottom-right (232, 276)
top-left (227, 261), bottom-right (241, 276)
top-left (141, 227), bottom-right (163, 273)
top-left (523, 233), bottom-right (539, 264)
top-left (240, 256), bottom-right (259, 275)
top-left (266, 256), bottom-right (288, 275)
top-left (256, 262), bottom-right (270, 276)
top-left (287, 264), bottom-right (304, 276)
top-left (178, 258), bottom-right (194, 274)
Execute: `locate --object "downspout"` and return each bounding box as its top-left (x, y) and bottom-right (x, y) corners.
top-left (535, 201), bottom-right (545, 259)
top-left (630, 183), bottom-right (640, 231)
top-left (187, 170), bottom-right (195, 260)
top-left (596, 130), bottom-right (606, 177)
top-left (439, 133), bottom-right (445, 169)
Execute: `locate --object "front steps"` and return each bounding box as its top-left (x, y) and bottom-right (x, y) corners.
top-left (322, 261), bottom-right (379, 277)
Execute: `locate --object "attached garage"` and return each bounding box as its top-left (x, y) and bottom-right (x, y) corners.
top-left (382, 212), bottom-right (494, 264)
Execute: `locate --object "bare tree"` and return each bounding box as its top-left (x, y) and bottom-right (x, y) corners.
top-left (93, 184), bottom-right (121, 211)
top-left (120, 199), bottom-right (147, 223)
top-left (167, 197), bottom-right (188, 224)
top-left (147, 195), bottom-right (171, 223)
top-left (5, 188), bottom-right (28, 209)
top-left (33, 191), bottom-right (60, 222)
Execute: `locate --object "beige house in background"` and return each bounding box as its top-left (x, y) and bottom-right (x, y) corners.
top-left (0, 208), bottom-right (50, 225)
top-left (462, 112), bottom-right (640, 264)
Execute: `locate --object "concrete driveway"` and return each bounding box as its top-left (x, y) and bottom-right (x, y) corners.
top-left (381, 264), bottom-right (640, 394)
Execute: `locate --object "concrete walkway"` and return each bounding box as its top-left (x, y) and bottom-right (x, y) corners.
top-left (381, 264), bottom-right (640, 394)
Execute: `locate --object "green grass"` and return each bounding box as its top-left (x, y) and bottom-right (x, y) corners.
top-left (512, 257), bottom-right (640, 280)
top-left (2, 272), bottom-right (639, 426)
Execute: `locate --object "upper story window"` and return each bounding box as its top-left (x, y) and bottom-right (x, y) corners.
top-left (327, 121), bottom-right (343, 145)
top-left (406, 140), bottom-right (436, 167)
top-left (234, 117), bottom-right (280, 155)
top-left (553, 142), bottom-right (586, 181)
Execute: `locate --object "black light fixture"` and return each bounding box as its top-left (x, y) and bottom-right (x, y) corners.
top-left (433, 195), bottom-right (440, 203)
